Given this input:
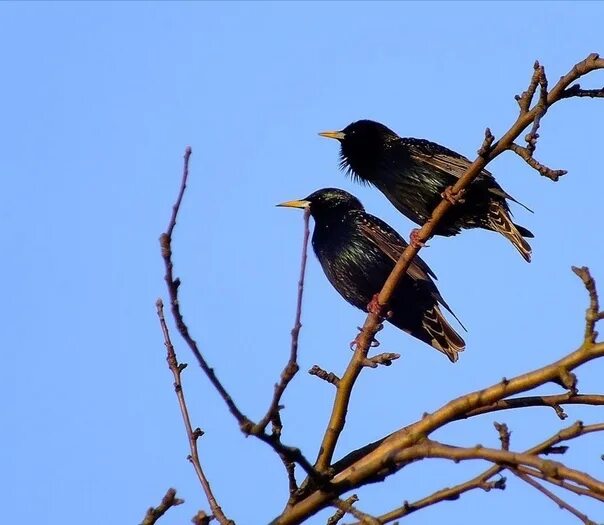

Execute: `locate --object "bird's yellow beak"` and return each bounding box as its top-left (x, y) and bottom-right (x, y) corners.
top-left (318, 130), bottom-right (346, 141)
top-left (276, 199), bottom-right (310, 209)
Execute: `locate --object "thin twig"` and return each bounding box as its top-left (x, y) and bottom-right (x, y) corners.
top-left (327, 495), bottom-right (359, 525)
top-left (477, 127), bottom-right (495, 157)
top-left (255, 207), bottom-right (311, 433)
top-left (160, 147), bottom-right (252, 431)
top-left (370, 422), bottom-right (604, 524)
top-left (515, 465), bottom-right (604, 503)
top-left (393, 440), bottom-right (604, 495)
top-left (309, 365), bottom-right (340, 387)
top-left (494, 422), bottom-right (511, 450)
top-left (362, 352), bottom-right (400, 368)
top-left (279, 451), bottom-right (299, 496)
top-left (510, 468), bottom-right (597, 525)
top-left (370, 476), bottom-right (505, 524)
top-left (461, 393), bottom-right (604, 420)
top-left (332, 497), bottom-right (380, 524)
top-left (560, 84), bottom-right (604, 99)
top-left (515, 60), bottom-right (542, 113)
top-left (509, 143), bottom-right (567, 181)
top-left (191, 510), bottom-right (212, 525)
top-left (525, 64), bottom-right (548, 154)
top-left (160, 148), bottom-right (322, 484)
top-left (140, 488), bottom-right (184, 525)
top-left (572, 266), bottom-right (602, 344)
top-left (156, 300), bottom-right (235, 525)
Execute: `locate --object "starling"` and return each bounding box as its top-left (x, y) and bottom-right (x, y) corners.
top-left (278, 188), bottom-right (466, 362)
top-left (319, 119), bottom-right (534, 262)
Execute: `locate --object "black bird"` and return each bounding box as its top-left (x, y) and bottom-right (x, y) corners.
top-left (319, 120), bottom-right (534, 262)
top-left (278, 188), bottom-right (465, 362)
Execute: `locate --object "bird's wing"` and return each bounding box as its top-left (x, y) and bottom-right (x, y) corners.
top-left (404, 139), bottom-right (533, 213)
top-left (356, 213), bottom-right (437, 281)
top-left (357, 213), bottom-right (467, 331)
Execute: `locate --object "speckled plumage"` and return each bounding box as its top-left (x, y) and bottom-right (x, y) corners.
top-left (323, 119), bottom-right (534, 262)
top-left (281, 188), bottom-right (465, 362)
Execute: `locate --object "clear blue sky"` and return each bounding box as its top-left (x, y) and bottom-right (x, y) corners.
top-left (2, 2), bottom-right (604, 524)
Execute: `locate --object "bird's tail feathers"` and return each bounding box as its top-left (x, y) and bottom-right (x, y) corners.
top-left (515, 224), bottom-right (534, 238)
top-left (506, 194), bottom-right (534, 214)
top-left (434, 294), bottom-right (467, 332)
top-left (488, 202), bottom-right (533, 262)
top-left (422, 305), bottom-right (466, 363)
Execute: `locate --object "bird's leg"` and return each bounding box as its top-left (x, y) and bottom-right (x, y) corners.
top-left (350, 330), bottom-right (361, 350)
top-left (441, 186), bottom-right (466, 205)
top-left (367, 293), bottom-right (384, 316)
top-left (350, 299), bottom-right (387, 350)
top-left (350, 329), bottom-right (381, 350)
top-left (350, 326), bottom-right (382, 350)
top-left (409, 228), bottom-right (427, 248)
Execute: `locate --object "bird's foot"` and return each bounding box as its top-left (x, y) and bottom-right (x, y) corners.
top-left (350, 326), bottom-right (381, 350)
top-left (441, 186), bottom-right (466, 205)
top-left (367, 293), bottom-right (384, 316)
top-left (409, 228), bottom-right (428, 248)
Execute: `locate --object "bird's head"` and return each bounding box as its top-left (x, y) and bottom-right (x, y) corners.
top-left (277, 188), bottom-right (364, 221)
top-left (319, 120), bottom-right (398, 183)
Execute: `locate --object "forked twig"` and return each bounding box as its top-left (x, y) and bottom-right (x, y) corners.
top-left (156, 300), bottom-right (234, 525)
top-left (140, 488), bottom-right (184, 525)
top-left (255, 207), bottom-right (311, 433)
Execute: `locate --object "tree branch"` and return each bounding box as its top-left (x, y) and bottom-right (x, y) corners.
top-left (160, 148), bottom-right (323, 487)
top-left (364, 422), bottom-right (604, 524)
top-left (391, 440), bottom-right (604, 497)
top-left (326, 495), bottom-right (359, 525)
top-left (282, 281), bottom-right (604, 524)
top-left (510, 468), bottom-right (598, 525)
top-left (515, 465), bottom-right (604, 503)
top-left (140, 488), bottom-right (184, 525)
top-left (332, 497), bottom-right (379, 524)
top-left (156, 299), bottom-right (234, 525)
top-left (159, 147), bottom-right (252, 431)
top-left (572, 266), bottom-right (602, 344)
top-left (255, 207), bottom-right (311, 433)
top-left (309, 365), bottom-right (340, 387)
top-left (461, 393), bottom-right (604, 421)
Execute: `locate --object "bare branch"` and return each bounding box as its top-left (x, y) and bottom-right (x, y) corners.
top-left (371, 475), bottom-right (505, 524)
top-left (160, 148), bottom-right (322, 485)
top-left (461, 393), bottom-right (604, 420)
top-left (396, 440), bottom-right (604, 496)
top-left (572, 266), bottom-right (602, 344)
top-left (524, 64), bottom-right (548, 154)
top-left (140, 488), bottom-right (184, 525)
top-left (560, 83), bottom-right (604, 99)
top-left (367, 423), bottom-right (604, 524)
top-left (332, 497), bottom-right (380, 524)
top-left (255, 207), bottom-right (311, 433)
top-left (279, 451), bottom-right (298, 496)
top-left (509, 143), bottom-right (567, 181)
top-left (515, 60), bottom-right (542, 113)
top-left (477, 127), bottom-right (495, 157)
top-left (191, 510), bottom-right (212, 525)
top-left (160, 148), bottom-right (252, 431)
top-left (510, 468), bottom-right (598, 525)
top-left (515, 465), bottom-right (604, 503)
top-left (494, 421), bottom-right (511, 450)
top-left (156, 300), bottom-right (234, 525)
top-left (309, 365), bottom-right (340, 387)
top-left (327, 495), bottom-right (359, 525)
top-left (362, 352), bottom-right (400, 368)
